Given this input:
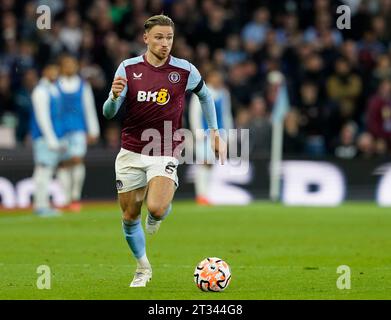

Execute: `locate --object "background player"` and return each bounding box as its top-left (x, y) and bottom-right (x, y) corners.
top-left (189, 69), bottom-right (234, 205)
top-left (102, 15), bottom-right (226, 287)
top-left (56, 54), bottom-right (100, 212)
top-left (30, 62), bottom-right (64, 217)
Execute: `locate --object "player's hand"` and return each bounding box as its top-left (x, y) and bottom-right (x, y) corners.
top-left (47, 138), bottom-right (61, 151)
top-left (87, 135), bottom-right (99, 145)
top-left (111, 76), bottom-right (127, 100)
top-left (210, 130), bottom-right (227, 165)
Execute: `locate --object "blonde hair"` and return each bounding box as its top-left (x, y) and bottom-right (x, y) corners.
top-left (144, 15), bottom-right (174, 32)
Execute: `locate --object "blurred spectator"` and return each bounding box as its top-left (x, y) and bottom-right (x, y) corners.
top-left (326, 57), bottom-right (362, 121)
top-left (283, 109), bottom-right (305, 155)
top-left (222, 34), bottom-right (247, 67)
top-left (296, 81), bottom-right (328, 155)
top-left (340, 40), bottom-right (359, 70)
top-left (357, 30), bottom-right (387, 72)
top-left (304, 12), bottom-right (343, 47)
top-left (227, 62), bottom-right (257, 108)
top-left (59, 10), bottom-right (83, 55)
top-left (195, 4), bottom-right (232, 54)
top-left (0, 70), bottom-right (15, 118)
top-left (110, 0), bottom-right (131, 25)
top-left (247, 95), bottom-right (271, 158)
top-left (1, 11), bottom-right (18, 44)
top-left (14, 68), bottom-right (38, 144)
top-left (37, 21), bottom-right (67, 67)
top-left (371, 15), bottom-right (390, 46)
top-left (103, 121), bottom-right (121, 149)
top-left (241, 7), bottom-right (270, 54)
top-left (333, 121), bottom-right (359, 159)
top-left (366, 79), bottom-right (391, 153)
top-left (235, 107), bottom-right (251, 130)
top-left (298, 52), bottom-right (326, 96)
top-left (0, 0), bottom-right (390, 158)
top-left (275, 13), bottom-right (302, 47)
top-left (20, 1), bottom-right (39, 41)
top-left (369, 54), bottom-right (391, 93)
top-left (357, 132), bottom-right (376, 158)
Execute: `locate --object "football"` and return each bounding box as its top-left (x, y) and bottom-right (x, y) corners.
top-left (194, 257), bottom-right (231, 292)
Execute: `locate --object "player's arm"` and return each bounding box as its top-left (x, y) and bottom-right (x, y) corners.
top-left (82, 81), bottom-right (100, 143)
top-left (187, 63), bottom-right (227, 164)
top-left (31, 86), bottom-right (60, 150)
top-left (102, 62), bottom-right (128, 119)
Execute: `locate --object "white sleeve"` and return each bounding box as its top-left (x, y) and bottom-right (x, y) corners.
top-left (82, 82), bottom-right (100, 137)
top-left (109, 61), bottom-right (128, 99)
top-left (103, 61), bottom-right (127, 119)
top-left (31, 86), bottom-right (59, 146)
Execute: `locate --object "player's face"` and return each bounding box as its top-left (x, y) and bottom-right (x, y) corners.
top-left (44, 65), bottom-right (59, 82)
top-left (144, 25), bottom-right (174, 60)
top-left (207, 73), bottom-right (224, 89)
top-left (60, 57), bottom-right (79, 76)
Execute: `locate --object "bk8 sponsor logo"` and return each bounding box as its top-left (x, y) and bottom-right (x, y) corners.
top-left (137, 89), bottom-right (170, 105)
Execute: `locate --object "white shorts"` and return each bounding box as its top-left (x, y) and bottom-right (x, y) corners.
top-left (33, 137), bottom-right (66, 167)
top-left (115, 148), bottom-right (179, 193)
top-left (63, 131), bottom-right (87, 159)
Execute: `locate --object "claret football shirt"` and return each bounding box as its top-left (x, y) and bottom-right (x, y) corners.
top-left (112, 54), bottom-right (204, 157)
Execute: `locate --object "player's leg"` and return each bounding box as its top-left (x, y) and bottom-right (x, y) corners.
top-left (33, 165), bottom-right (55, 214)
top-left (58, 131), bottom-right (87, 211)
top-left (145, 176), bottom-right (176, 235)
top-left (69, 131), bottom-right (87, 210)
top-left (32, 138), bottom-right (61, 217)
top-left (194, 163), bottom-right (212, 205)
top-left (121, 189), bottom-right (153, 287)
top-left (116, 148), bottom-right (151, 287)
top-left (57, 160), bottom-right (72, 208)
top-left (57, 133), bottom-right (73, 209)
top-left (69, 156), bottom-right (85, 210)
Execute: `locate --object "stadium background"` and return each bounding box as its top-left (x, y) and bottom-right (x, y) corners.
top-left (1, 0), bottom-right (391, 301)
top-left (1, 0), bottom-right (391, 206)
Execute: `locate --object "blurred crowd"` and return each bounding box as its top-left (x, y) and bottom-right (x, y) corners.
top-left (1, 0), bottom-right (391, 159)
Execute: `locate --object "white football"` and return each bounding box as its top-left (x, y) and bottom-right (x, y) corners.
top-left (194, 257), bottom-right (231, 292)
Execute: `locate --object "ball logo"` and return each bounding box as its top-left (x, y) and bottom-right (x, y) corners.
top-left (137, 89), bottom-right (170, 106)
top-left (168, 71), bottom-right (180, 84)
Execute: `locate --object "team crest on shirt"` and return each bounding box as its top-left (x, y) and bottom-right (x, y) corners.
top-left (168, 71), bottom-right (180, 84)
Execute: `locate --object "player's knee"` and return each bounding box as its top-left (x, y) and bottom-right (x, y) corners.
top-left (122, 211), bottom-right (140, 222)
top-left (122, 207), bottom-right (141, 222)
top-left (72, 157), bottom-right (84, 165)
top-left (147, 203), bottom-right (169, 219)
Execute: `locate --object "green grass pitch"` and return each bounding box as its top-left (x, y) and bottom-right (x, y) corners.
top-left (1, 201), bottom-right (391, 300)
